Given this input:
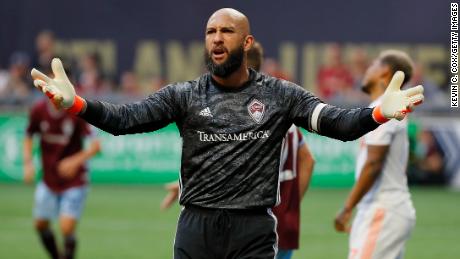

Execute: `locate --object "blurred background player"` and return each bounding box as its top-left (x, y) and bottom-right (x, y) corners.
top-left (273, 124), bottom-right (315, 259)
top-left (32, 30), bottom-right (56, 76)
top-left (23, 70), bottom-right (101, 259)
top-left (334, 50), bottom-right (417, 259)
top-left (161, 41), bottom-right (316, 259)
top-left (0, 51), bottom-right (32, 102)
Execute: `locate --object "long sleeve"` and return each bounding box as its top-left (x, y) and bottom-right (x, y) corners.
top-left (313, 105), bottom-right (379, 141)
top-left (79, 82), bottom-right (190, 136)
top-left (285, 81), bottom-right (379, 142)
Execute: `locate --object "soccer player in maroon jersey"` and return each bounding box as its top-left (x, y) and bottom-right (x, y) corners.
top-left (274, 125), bottom-right (315, 259)
top-left (24, 97), bottom-right (100, 259)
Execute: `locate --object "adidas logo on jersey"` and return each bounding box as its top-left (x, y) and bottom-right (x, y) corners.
top-left (199, 107), bottom-right (213, 117)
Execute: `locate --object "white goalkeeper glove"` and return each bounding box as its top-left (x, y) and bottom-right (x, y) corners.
top-left (31, 58), bottom-right (85, 114)
top-left (372, 71), bottom-right (424, 124)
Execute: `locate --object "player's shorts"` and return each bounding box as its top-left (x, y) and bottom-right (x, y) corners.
top-left (276, 249), bottom-right (293, 259)
top-left (349, 203), bottom-right (416, 259)
top-left (174, 205), bottom-right (278, 259)
top-left (33, 181), bottom-right (88, 220)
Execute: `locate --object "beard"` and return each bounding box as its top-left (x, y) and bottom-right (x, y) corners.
top-left (205, 44), bottom-right (244, 78)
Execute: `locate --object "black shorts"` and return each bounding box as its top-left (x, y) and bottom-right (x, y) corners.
top-left (174, 205), bottom-right (278, 259)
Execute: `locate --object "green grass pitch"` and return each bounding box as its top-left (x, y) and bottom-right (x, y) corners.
top-left (0, 184), bottom-right (458, 258)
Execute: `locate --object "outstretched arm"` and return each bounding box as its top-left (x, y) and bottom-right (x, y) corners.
top-left (78, 86), bottom-right (185, 135)
top-left (31, 58), bottom-right (187, 136)
top-left (289, 71), bottom-right (423, 142)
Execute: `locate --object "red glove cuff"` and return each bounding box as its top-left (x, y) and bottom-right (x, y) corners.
top-left (372, 106), bottom-right (390, 124)
top-left (67, 95), bottom-right (85, 115)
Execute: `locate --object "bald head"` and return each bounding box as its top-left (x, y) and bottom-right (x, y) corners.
top-left (207, 8), bottom-right (251, 36)
top-left (205, 8), bottom-right (254, 79)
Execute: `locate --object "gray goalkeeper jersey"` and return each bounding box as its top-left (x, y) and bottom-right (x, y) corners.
top-left (81, 69), bottom-right (378, 209)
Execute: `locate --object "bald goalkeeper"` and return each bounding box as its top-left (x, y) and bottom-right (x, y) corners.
top-left (31, 8), bottom-right (424, 259)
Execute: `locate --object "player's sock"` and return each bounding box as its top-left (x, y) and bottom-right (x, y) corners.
top-left (38, 229), bottom-right (60, 259)
top-left (63, 235), bottom-right (77, 259)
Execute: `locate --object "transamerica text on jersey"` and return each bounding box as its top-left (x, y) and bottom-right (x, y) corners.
top-left (197, 130), bottom-right (271, 142)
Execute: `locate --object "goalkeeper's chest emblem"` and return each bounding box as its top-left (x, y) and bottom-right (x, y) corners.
top-left (248, 99), bottom-right (265, 124)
